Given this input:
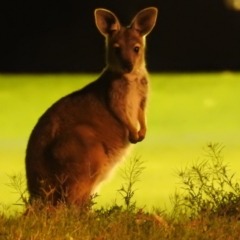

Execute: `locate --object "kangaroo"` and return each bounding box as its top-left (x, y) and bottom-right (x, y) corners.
top-left (25, 7), bottom-right (158, 206)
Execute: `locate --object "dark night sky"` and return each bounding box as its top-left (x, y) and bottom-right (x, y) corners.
top-left (1, 0), bottom-right (240, 72)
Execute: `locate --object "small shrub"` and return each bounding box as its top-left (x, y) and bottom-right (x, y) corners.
top-left (174, 143), bottom-right (240, 219)
top-left (6, 172), bottom-right (29, 208)
top-left (117, 157), bottom-right (145, 211)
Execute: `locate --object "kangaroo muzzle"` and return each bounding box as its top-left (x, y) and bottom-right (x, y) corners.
top-left (121, 61), bottom-right (134, 73)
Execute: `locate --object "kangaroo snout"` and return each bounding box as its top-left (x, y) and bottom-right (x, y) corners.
top-left (121, 61), bottom-right (134, 73)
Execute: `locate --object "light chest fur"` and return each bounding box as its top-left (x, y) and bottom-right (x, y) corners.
top-left (110, 72), bottom-right (148, 130)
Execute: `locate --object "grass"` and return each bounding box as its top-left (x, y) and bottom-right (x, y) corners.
top-left (1, 72), bottom-right (240, 212)
top-left (1, 144), bottom-right (240, 239)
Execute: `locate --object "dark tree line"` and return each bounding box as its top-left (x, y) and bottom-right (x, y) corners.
top-left (1, 0), bottom-right (240, 72)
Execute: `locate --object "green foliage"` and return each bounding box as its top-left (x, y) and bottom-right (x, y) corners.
top-left (173, 143), bottom-right (240, 219)
top-left (6, 172), bottom-right (29, 208)
top-left (117, 157), bottom-right (145, 210)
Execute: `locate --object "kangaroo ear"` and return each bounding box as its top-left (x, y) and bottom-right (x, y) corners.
top-left (130, 7), bottom-right (158, 36)
top-left (95, 9), bottom-right (121, 36)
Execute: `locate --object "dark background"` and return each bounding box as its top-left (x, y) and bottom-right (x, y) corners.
top-left (1, 0), bottom-right (240, 73)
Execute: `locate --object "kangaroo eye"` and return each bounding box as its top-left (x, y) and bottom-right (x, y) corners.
top-left (134, 46), bottom-right (140, 53)
top-left (113, 46), bottom-right (120, 54)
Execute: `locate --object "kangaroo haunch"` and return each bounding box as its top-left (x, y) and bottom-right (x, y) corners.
top-left (25, 7), bottom-right (158, 206)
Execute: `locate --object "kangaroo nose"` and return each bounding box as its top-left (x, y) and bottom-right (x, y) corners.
top-left (122, 61), bottom-right (133, 73)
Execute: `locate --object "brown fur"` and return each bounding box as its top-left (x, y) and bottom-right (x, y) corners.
top-left (25, 7), bottom-right (158, 206)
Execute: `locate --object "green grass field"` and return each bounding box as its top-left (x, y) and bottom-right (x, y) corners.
top-left (1, 72), bottom-right (240, 212)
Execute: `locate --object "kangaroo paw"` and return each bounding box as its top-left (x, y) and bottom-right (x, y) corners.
top-left (137, 128), bottom-right (146, 142)
top-left (128, 131), bottom-right (139, 144)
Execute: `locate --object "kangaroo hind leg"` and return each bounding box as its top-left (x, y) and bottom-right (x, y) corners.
top-left (49, 126), bottom-right (109, 206)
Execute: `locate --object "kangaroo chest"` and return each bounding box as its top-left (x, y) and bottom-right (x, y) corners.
top-left (126, 75), bottom-right (148, 114)
top-left (109, 73), bottom-right (148, 128)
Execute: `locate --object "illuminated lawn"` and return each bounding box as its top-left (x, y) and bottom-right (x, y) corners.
top-left (1, 72), bottom-right (240, 211)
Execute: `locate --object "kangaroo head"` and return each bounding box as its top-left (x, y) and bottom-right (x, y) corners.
top-left (95, 7), bottom-right (158, 74)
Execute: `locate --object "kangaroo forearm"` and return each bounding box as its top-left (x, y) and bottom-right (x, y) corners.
top-left (110, 103), bottom-right (138, 135)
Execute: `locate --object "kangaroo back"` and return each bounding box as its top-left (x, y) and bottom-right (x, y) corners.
top-left (25, 7), bottom-right (158, 207)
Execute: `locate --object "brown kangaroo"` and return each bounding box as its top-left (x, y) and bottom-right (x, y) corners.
top-left (25, 7), bottom-right (158, 206)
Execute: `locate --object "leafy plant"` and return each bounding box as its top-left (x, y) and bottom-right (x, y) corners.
top-left (174, 143), bottom-right (240, 218)
top-left (6, 172), bottom-right (29, 207)
top-left (117, 157), bottom-right (145, 210)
